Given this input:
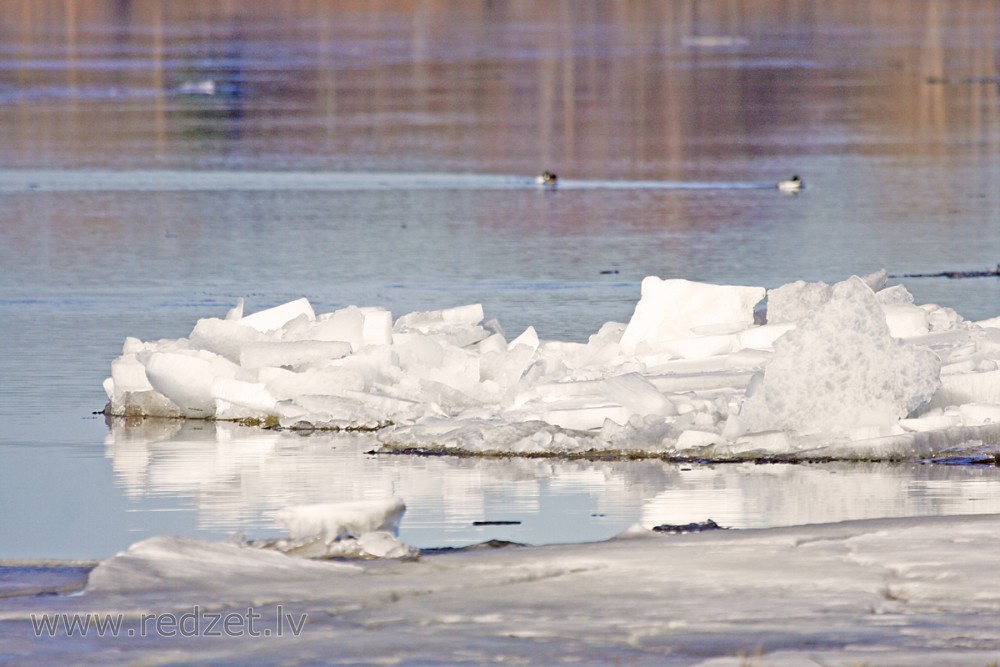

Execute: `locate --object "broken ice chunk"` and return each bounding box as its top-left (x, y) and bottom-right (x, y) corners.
top-left (275, 498), bottom-right (406, 542)
top-left (740, 276), bottom-right (941, 434)
top-left (765, 280), bottom-right (832, 324)
top-left (142, 350), bottom-right (241, 418)
top-left (239, 298), bottom-right (315, 333)
top-left (882, 304), bottom-right (929, 338)
top-left (239, 340), bottom-right (352, 371)
top-left (927, 369), bottom-right (1000, 409)
top-left (620, 278), bottom-right (764, 355)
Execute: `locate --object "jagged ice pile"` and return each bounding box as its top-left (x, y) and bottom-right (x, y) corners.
top-left (103, 272), bottom-right (1000, 459)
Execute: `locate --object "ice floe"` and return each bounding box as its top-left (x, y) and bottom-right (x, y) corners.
top-left (245, 498), bottom-right (418, 560)
top-left (103, 273), bottom-right (1000, 460)
top-left (6, 515), bottom-right (1000, 665)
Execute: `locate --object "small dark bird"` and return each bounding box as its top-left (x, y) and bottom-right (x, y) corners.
top-left (535, 171), bottom-right (558, 187)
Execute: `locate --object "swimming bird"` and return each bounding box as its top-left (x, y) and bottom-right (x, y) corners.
top-left (778, 175), bottom-right (803, 192)
top-left (535, 171), bottom-right (558, 187)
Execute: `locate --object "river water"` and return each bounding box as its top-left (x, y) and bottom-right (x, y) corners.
top-left (2, 1), bottom-right (1000, 559)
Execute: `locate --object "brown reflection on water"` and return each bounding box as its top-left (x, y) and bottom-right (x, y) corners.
top-left (1, 1), bottom-right (999, 175)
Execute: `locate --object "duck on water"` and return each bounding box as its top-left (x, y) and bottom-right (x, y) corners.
top-left (535, 171), bottom-right (558, 187)
top-left (778, 175), bottom-right (803, 192)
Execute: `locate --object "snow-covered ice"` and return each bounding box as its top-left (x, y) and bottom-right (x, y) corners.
top-left (274, 498), bottom-right (406, 542)
top-left (739, 276), bottom-right (942, 435)
top-left (102, 273), bottom-right (1000, 460)
top-left (3, 515), bottom-right (1000, 665)
top-left (237, 498), bottom-right (420, 560)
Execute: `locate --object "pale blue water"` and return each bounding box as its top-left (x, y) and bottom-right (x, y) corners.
top-left (2, 2), bottom-right (1000, 559)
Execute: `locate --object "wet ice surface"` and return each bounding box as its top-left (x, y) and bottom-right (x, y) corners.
top-left (4, 516), bottom-right (1000, 666)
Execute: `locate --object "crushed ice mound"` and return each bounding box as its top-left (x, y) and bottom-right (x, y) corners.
top-left (739, 277), bottom-right (941, 435)
top-left (103, 273), bottom-right (1000, 460)
top-left (247, 498), bottom-right (418, 560)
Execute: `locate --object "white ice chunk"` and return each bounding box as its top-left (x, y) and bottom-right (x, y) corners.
top-left (239, 341), bottom-right (352, 370)
top-left (240, 298), bottom-right (315, 333)
top-left (441, 303), bottom-right (484, 325)
top-left (480, 342), bottom-right (535, 390)
top-left (620, 278), bottom-right (764, 355)
top-left (262, 366), bottom-right (367, 400)
top-left (875, 284), bottom-right (914, 305)
top-left (224, 298), bottom-right (244, 320)
top-left (656, 334), bottom-right (737, 360)
top-left (860, 268), bottom-right (888, 292)
top-left (189, 317), bottom-right (269, 363)
top-left (478, 333), bottom-right (507, 355)
top-left (899, 414), bottom-right (963, 432)
top-left (356, 531), bottom-right (416, 559)
top-left (310, 307), bottom-right (365, 348)
top-left (731, 430), bottom-right (795, 454)
top-left (526, 373), bottom-right (669, 410)
top-left (143, 351), bottom-right (241, 418)
top-left (922, 303), bottom-right (966, 332)
top-left (736, 322), bottom-right (795, 351)
top-left (275, 498), bottom-right (406, 542)
top-left (882, 303), bottom-right (929, 338)
top-left (122, 336), bottom-right (146, 355)
top-left (508, 326), bottom-right (540, 353)
top-left (517, 373), bottom-right (674, 430)
top-left (392, 304), bottom-right (486, 348)
top-left (675, 429), bottom-right (722, 450)
top-left (927, 369), bottom-right (1000, 409)
top-left (765, 280), bottom-right (831, 324)
top-left (362, 310), bottom-right (393, 347)
top-left (211, 377), bottom-right (277, 416)
top-left (542, 405), bottom-right (631, 431)
top-left (958, 403), bottom-right (1000, 425)
top-left (322, 346), bottom-right (400, 391)
top-left (600, 373), bottom-right (676, 416)
top-left (740, 276), bottom-right (941, 434)
top-left (394, 335), bottom-right (445, 370)
top-left (290, 390), bottom-right (422, 426)
top-left (846, 423), bottom-right (907, 442)
top-left (395, 304), bottom-right (484, 331)
top-left (111, 354), bottom-right (154, 393)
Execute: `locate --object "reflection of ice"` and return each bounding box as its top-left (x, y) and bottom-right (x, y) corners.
top-left (641, 462), bottom-right (1000, 529)
top-left (105, 419), bottom-right (1000, 548)
top-left (103, 420), bottom-right (668, 547)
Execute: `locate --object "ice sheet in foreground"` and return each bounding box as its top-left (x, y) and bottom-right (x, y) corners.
top-left (102, 272), bottom-right (1000, 460)
top-left (5, 515), bottom-right (1000, 665)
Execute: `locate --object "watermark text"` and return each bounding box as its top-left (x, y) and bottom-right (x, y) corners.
top-left (31, 605), bottom-right (307, 639)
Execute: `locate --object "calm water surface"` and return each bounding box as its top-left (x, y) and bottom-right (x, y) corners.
top-left (2, 1), bottom-right (1000, 559)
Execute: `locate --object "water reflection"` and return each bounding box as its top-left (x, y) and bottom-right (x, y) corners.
top-left (105, 419), bottom-right (1000, 548)
top-left (3, 1), bottom-right (1000, 176)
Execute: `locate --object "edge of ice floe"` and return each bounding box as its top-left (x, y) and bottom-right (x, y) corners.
top-left (100, 272), bottom-right (1000, 463)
